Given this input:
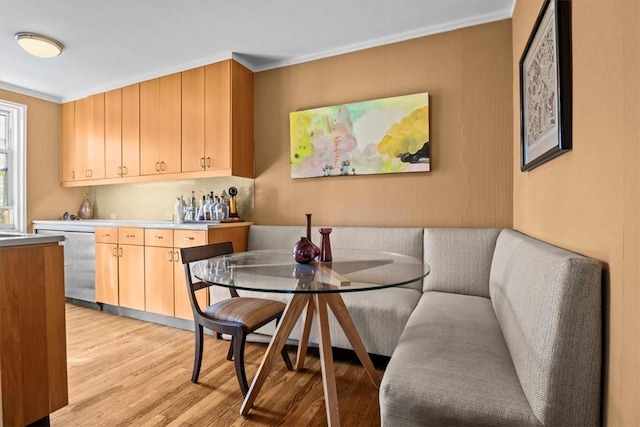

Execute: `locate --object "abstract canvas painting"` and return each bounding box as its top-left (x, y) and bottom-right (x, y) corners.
top-left (290, 92), bottom-right (430, 178)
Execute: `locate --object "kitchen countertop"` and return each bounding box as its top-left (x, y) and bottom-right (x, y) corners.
top-left (0, 232), bottom-right (65, 247)
top-left (33, 219), bottom-right (252, 233)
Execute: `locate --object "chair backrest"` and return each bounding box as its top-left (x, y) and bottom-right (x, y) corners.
top-left (180, 242), bottom-right (234, 317)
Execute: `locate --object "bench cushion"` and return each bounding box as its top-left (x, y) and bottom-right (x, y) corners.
top-left (490, 229), bottom-right (602, 426)
top-left (380, 291), bottom-right (541, 427)
top-left (423, 228), bottom-right (500, 297)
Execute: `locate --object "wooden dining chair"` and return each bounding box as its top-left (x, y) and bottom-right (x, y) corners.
top-left (180, 242), bottom-right (292, 396)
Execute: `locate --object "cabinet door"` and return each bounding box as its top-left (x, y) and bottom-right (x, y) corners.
top-left (204, 60), bottom-right (231, 171)
top-left (74, 97), bottom-right (88, 178)
top-left (87, 93), bottom-right (105, 180)
top-left (207, 225), bottom-right (249, 252)
top-left (119, 244), bottom-right (145, 311)
top-left (159, 73), bottom-right (181, 174)
top-left (121, 84), bottom-right (140, 178)
top-left (95, 242), bottom-right (118, 305)
top-left (144, 246), bottom-right (175, 316)
top-left (60, 102), bottom-right (75, 182)
top-left (173, 230), bottom-right (208, 320)
top-left (181, 67), bottom-right (205, 172)
top-left (230, 60), bottom-right (254, 178)
top-left (140, 78), bottom-right (160, 175)
top-left (105, 88), bottom-right (122, 179)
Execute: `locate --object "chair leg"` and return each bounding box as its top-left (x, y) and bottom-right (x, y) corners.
top-left (227, 336), bottom-right (234, 361)
top-left (233, 333), bottom-right (249, 396)
top-left (192, 324), bottom-right (204, 383)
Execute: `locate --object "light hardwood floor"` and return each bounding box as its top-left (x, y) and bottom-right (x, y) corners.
top-left (52, 304), bottom-right (383, 426)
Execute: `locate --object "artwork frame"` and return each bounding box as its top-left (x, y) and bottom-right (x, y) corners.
top-left (519, 0), bottom-right (572, 171)
top-left (289, 92), bottom-right (430, 179)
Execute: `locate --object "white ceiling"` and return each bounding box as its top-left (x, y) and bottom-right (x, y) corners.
top-left (0, 0), bottom-right (514, 103)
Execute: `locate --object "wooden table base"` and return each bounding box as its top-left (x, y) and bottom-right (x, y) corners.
top-left (240, 292), bottom-right (382, 426)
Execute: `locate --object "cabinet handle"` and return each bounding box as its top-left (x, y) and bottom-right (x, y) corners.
top-left (206, 157), bottom-right (211, 168)
top-left (126, 234), bottom-right (136, 238)
top-left (88, 169), bottom-right (93, 178)
top-left (112, 247), bottom-right (117, 257)
top-left (117, 166), bottom-right (122, 176)
top-left (174, 250), bottom-right (180, 263)
top-left (123, 166), bottom-right (128, 176)
top-left (102, 233), bottom-right (110, 237)
top-left (200, 157), bottom-right (205, 169)
top-left (184, 236), bottom-right (195, 241)
top-left (155, 162), bottom-right (160, 172)
top-left (167, 250), bottom-right (173, 262)
top-left (160, 161), bottom-right (166, 172)
top-left (85, 170), bottom-right (90, 178)
top-left (72, 170), bottom-right (75, 179)
top-left (118, 247), bottom-right (123, 257)
top-left (155, 235), bottom-right (163, 239)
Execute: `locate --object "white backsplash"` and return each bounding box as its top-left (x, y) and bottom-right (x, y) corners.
top-left (90, 177), bottom-right (254, 221)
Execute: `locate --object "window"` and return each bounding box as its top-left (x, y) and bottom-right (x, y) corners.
top-left (0, 100), bottom-right (27, 232)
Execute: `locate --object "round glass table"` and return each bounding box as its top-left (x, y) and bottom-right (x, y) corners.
top-left (193, 249), bottom-right (430, 426)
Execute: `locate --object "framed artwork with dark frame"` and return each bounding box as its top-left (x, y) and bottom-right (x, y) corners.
top-left (519, 0), bottom-right (572, 171)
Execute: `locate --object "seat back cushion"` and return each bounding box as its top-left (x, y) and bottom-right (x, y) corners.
top-left (490, 229), bottom-right (602, 426)
top-left (248, 225), bottom-right (425, 291)
top-left (423, 228), bottom-right (501, 297)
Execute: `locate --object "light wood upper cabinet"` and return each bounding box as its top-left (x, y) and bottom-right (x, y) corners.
top-left (122, 84), bottom-right (140, 177)
top-left (229, 60), bottom-right (254, 178)
top-left (105, 85), bottom-right (140, 179)
top-left (60, 102), bottom-right (76, 182)
top-left (204, 61), bottom-right (231, 171)
top-left (105, 88), bottom-right (122, 179)
top-left (181, 60), bottom-right (253, 177)
top-left (182, 67), bottom-right (206, 172)
top-left (74, 93), bottom-right (105, 180)
top-left (60, 59), bottom-right (252, 187)
top-left (140, 78), bottom-right (159, 176)
top-left (140, 73), bottom-right (181, 175)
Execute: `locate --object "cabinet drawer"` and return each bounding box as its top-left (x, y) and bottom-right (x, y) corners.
top-left (118, 227), bottom-right (144, 245)
top-left (145, 229), bottom-right (174, 247)
top-left (174, 230), bottom-right (206, 248)
top-left (95, 227), bottom-right (118, 244)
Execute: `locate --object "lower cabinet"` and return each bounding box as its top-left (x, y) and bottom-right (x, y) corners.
top-left (144, 229), bottom-right (175, 316)
top-left (95, 227), bottom-right (144, 310)
top-left (173, 229), bottom-right (208, 320)
top-left (95, 224), bottom-right (248, 323)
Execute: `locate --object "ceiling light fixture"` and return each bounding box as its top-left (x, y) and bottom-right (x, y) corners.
top-left (15, 32), bottom-right (64, 58)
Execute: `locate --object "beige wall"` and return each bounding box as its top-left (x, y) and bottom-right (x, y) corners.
top-left (512, 1), bottom-right (640, 425)
top-left (0, 90), bottom-right (86, 231)
top-left (254, 20), bottom-right (513, 228)
top-left (90, 176), bottom-right (254, 221)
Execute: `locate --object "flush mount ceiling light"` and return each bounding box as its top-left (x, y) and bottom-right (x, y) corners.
top-left (15, 32), bottom-right (64, 58)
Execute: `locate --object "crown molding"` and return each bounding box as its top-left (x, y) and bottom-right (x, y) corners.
top-left (253, 9), bottom-right (512, 72)
top-left (0, 81), bottom-right (62, 103)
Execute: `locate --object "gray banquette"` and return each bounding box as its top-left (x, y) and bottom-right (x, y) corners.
top-left (208, 225), bottom-right (602, 426)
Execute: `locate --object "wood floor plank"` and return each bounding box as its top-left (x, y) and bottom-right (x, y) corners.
top-left (51, 303), bottom-right (382, 426)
